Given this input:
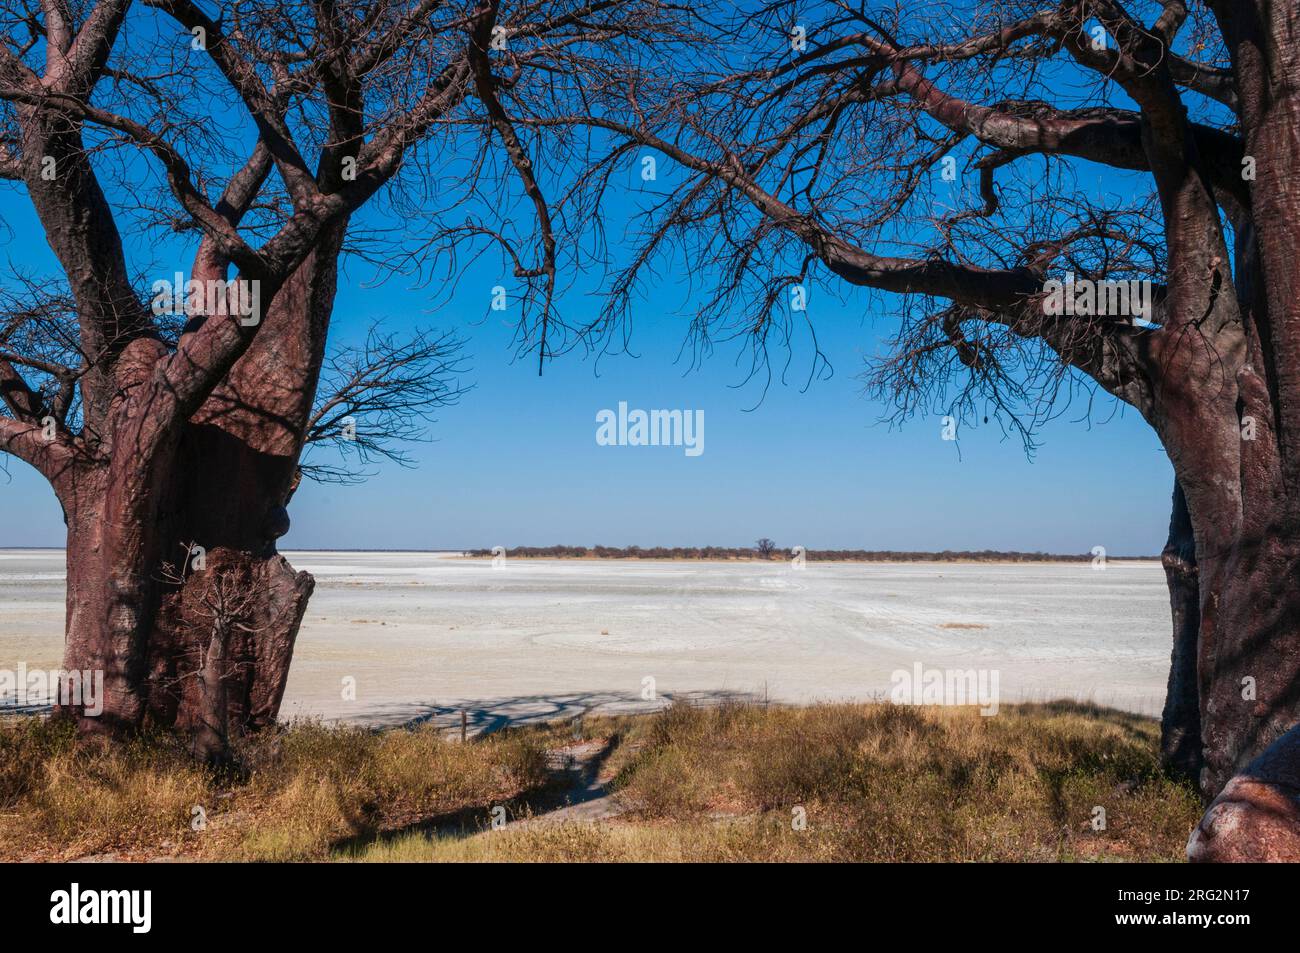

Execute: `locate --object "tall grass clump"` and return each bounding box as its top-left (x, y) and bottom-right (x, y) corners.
top-left (0, 717), bottom-right (549, 861)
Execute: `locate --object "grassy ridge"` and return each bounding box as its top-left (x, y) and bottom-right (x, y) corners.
top-left (0, 701), bottom-right (1200, 862)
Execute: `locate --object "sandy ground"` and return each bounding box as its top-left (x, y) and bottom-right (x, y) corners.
top-left (0, 549), bottom-right (1172, 730)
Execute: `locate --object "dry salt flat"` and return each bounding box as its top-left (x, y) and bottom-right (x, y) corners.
top-left (0, 549), bottom-right (1172, 731)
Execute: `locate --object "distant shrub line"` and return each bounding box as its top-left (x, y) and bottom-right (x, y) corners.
top-left (464, 546), bottom-right (1141, 562)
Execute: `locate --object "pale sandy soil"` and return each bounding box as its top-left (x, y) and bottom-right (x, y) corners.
top-left (0, 549), bottom-right (1172, 730)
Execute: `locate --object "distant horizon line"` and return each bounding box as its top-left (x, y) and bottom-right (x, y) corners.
top-left (1, 546), bottom-right (1162, 559)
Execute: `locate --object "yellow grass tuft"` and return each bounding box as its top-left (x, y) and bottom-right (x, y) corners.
top-left (0, 700), bottom-right (1201, 862)
top-left (0, 717), bottom-right (548, 861)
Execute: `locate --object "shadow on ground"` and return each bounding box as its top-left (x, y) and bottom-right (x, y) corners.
top-left (351, 688), bottom-right (765, 737)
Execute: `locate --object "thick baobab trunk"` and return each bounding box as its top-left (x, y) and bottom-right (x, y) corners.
top-left (149, 441), bottom-right (314, 733)
top-left (1160, 400), bottom-right (1300, 800)
top-left (152, 545), bottom-right (314, 744)
top-left (59, 443), bottom-right (314, 742)
top-left (61, 472), bottom-right (155, 734)
top-left (1178, 8), bottom-right (1300, 852)
top-left (147, 226), bottom-right (345, 736)
top-left (1160, 481), bottom-right (1201, 783)
top-left (142, 417), bottom-right (316, 734)
top-left (1193, 526), bottom-right (1300, 796)
top-left (58, 227), bottom-right (343, 744)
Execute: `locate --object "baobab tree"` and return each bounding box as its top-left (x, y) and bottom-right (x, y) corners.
top-left (554, 0), bottom-right (1300, 849)
top-left (0, 0), bottom-right (672, 756)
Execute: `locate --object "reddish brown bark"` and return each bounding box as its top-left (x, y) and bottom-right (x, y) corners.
top-left (578, 1), bottom-right (1300, 838)
top-left (57, 236), bottom-right (342, 740)
top-left (1189, 723), bottom-right (1300, 862)
top-left (0, 0), bottom-right (633, 758)
top-left (1184, 2), bottom-right (1300, 813)
top-left (1160, 481), bottom-right (1201, 782)
top-left (140, 226), bottom-right (345, 736)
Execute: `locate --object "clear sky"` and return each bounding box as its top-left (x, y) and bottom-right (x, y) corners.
top-left (0, 232), bottom-right (1174, 554)
top-left (0, 43), bottom-right (1175, 555)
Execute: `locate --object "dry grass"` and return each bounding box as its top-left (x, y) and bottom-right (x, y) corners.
top-left (0, 700), bottom-right (1202, 862)
top-left (347, 700), bottom-right (1202, 863)
top-left (344, 817), bottom-right (832, 862)
top-left (0, 717), bottom-right (548, 861)
top-left (0, 718), bottom-right (209, 859)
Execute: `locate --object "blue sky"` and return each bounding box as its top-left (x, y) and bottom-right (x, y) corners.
top-left (280, 309), bottom-right (1172, 555)
top-left (0, 224), bottom-right (1173, 553)
top-left (0, 12), bottom-right (1176, 554)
